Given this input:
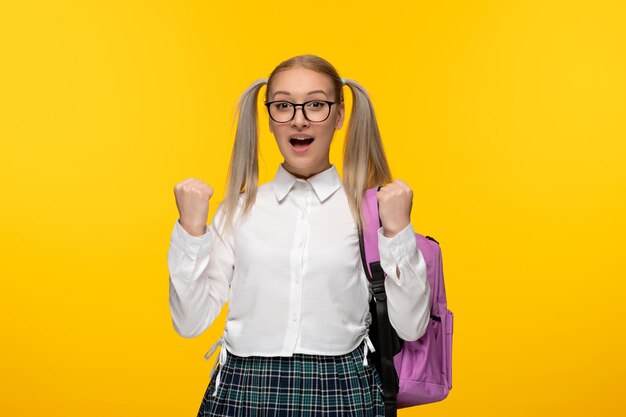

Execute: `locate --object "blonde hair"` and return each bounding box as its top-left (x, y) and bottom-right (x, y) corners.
top-left (218, 54), bottom-right (392, 236)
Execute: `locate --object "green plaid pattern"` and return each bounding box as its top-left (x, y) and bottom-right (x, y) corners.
top-left (197, 341), bottom-right (384, 416)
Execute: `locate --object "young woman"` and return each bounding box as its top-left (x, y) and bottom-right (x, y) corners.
top-left (167, 54), bottom-right (431, 417)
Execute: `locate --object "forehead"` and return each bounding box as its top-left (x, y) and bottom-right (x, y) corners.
top-left (269, 67), bottom-right (334, 99)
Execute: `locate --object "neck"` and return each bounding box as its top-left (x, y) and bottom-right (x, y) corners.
top-left (282, 161), bottom-right (332, 179)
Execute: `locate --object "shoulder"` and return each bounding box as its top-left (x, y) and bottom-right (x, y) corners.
top-left (255, 181), bottom-right (277, 203)
top-left (257, 181), bottom-right (273, 193)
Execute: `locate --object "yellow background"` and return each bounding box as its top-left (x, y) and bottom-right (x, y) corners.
top-left (1, 1), bottom-right (624, 416)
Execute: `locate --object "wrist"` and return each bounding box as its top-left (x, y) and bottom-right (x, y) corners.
top-left (382, 220), bottom-right (410, 238)
top-left (178, 219), bottom-right (207, 237)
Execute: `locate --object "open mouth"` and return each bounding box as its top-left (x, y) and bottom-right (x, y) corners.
top-left (289, 137), bottom-right (315, 148)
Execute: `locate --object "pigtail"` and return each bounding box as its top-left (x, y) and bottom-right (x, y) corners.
top-left (341, 78), bottom-right (392, 233)
top-left (218, 78), bottom-right (267, 236)
top-left (216, 55), bottom-right (391, 238)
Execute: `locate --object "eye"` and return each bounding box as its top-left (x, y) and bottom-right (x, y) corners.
top-left (272, 101), bottom-right (292, 111)
top-left (306, 101), bottom-right (327, 109)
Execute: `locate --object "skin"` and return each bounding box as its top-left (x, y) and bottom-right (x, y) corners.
top-left (267, 67), bottom-right (413, 241)
top-left (174, 177), bottom-right (213, 236)
top-left (267, 67), bottom-right (345, 180)
top-left (174, 67), bottom-right (415, 271)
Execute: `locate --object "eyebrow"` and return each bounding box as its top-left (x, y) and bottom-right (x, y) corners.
top-left (272, 90), bottom-right (328, 99)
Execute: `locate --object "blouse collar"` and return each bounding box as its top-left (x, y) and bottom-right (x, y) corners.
top-left (272, 163), bottom-right (343, 203)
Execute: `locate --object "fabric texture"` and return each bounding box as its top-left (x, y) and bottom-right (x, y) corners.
top-left (197, 340), bottom-right (385, 417)
top-left (167, 163), bottom-right (431, 357)
top-left (361, 187), bottom-right (453, 408)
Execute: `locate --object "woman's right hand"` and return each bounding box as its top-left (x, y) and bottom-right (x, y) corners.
top-left (173, 178), bottom-right (214, 237)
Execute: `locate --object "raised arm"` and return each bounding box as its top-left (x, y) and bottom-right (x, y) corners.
top-left (375, 180), bottom-right (431, 341)
top-left (377, 223), bottom-right (430, 341)
top-left (167, 178), bottom-right (234, 338)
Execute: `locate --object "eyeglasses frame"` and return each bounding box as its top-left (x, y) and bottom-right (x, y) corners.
top-left (264, 99), bottom-right (342, 123)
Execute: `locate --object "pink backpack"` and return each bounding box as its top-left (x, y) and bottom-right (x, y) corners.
top-left (359, 187), bottom-right (453, 416)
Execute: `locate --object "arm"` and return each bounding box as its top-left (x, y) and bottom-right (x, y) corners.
top-left (167, 205), bottom-right (234, 338)
top-left (377, 222), bottom-right (431, 341)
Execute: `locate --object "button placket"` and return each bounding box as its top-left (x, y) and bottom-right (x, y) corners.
top-left (283, 184), bottom-right (309, 353)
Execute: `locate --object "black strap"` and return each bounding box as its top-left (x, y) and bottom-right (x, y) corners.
top-left (360, 188), bottom-right (442, 415)
top-left (358, 185), bottom-right (400, 417)
top-left (370, 263), bottom-right (399, 417)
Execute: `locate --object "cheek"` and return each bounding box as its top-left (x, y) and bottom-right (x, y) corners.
top-left (319, 127), bottom-right (336, 145)
top-left (270, 125), bottom-right (286, 143)
top-left (272, 129), bottom-right (289, 153)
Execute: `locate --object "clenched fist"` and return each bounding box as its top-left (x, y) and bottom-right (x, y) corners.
top-left (173, 178), bottom-right (214, 237)
top-left (376, 179), bottom-right (413, 238)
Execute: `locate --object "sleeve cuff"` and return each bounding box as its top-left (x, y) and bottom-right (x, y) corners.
top-left (377, 222), bottom-right (418, 284)
top-left (172, 219), bottom-right (211, 252)
top-left (377, 222), bottom-right (417, 258)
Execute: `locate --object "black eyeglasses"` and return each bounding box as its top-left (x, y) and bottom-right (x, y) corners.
top-left (264, 100), bottom-right (339, 123)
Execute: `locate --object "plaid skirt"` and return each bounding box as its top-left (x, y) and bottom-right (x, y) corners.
top-left (197, 338), bottom-right (385, 417)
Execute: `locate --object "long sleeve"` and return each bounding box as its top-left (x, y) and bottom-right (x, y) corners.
top-left (167, 206), bottom-right (234, 338)
top-left (377, 222), bottom-right (431, 341)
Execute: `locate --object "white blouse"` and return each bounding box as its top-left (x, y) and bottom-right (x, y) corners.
top-left (167, 163), bottom-right (430, 359)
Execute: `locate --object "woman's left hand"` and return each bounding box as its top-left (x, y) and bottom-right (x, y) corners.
top-left (376, 179), bottom-right (413, 238)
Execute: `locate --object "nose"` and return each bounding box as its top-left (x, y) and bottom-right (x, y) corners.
top-left (291, 106), bottom-right (309, 127)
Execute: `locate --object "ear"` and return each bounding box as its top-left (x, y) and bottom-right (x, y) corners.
top-left (334, 101), bottom-right (345, 130)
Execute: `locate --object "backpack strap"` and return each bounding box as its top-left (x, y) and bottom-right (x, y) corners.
top-left (358, 186), bottom-right (400, 417)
